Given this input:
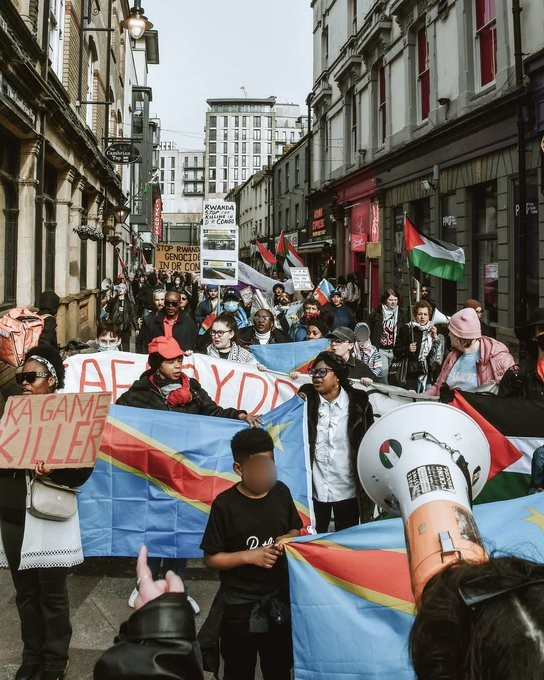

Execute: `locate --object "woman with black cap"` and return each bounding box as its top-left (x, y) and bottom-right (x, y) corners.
top-left (499, 308), bottom-right (544, 400)
top-left (0, 346), bottom-right (93, 680)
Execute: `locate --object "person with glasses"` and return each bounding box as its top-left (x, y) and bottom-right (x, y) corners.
top-left (410, 555), bottom-right (544, 680)
top-left (298, 352), bottom-right (374, 531)
top-left (0, 346), bottom-right (93, 680)
top-left (142, 290), bottom-right (198, 353)
top-left (327, 327), bottom-right (375, 384)
top-left (463, 298), bottom-right (495, 338)
top-left (239, 309), bottom-right (291, 346)
top-left (205, 313), bottom-right (258, 364)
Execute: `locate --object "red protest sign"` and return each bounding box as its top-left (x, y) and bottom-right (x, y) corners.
top-left (0, 392), bottom-right (111, 469)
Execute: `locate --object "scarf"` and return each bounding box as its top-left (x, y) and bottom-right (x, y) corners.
top-left (151, 372), bottom-right (193, 405)
top-left (408, 320), bottom-right (434, 363)
top-left (380, 305), bottom-right (398, 348)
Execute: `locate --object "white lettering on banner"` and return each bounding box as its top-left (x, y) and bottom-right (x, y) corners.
top-left (62, 351), bottom-right (301, 414)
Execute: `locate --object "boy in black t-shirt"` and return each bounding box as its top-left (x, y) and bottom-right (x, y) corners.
top-left (199, 428), bottom-right (302, 680)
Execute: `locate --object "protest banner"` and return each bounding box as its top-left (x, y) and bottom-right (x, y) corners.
top-left (154, 244), bottom-right (200, 273)
top-left (201, 200), bottom-right (239, 284)
top-left (62, 351), bottom-right (304, 412)
top-left (0, 392), bottom-right (111, 468)
top-left (290, 266), bottom-right (313, 291)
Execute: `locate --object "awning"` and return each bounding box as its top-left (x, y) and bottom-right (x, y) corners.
top-left (298, 239), bottom-right (334, 254)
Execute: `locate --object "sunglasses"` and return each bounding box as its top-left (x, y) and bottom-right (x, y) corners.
top-left (164, 300), bottom-right (179, 306)
top-left (458, 573), bottom-right (544, 608)
top-left (16, 371), bottom-right (50, 384)
top-left (308, 367), bottom-right (335, 378)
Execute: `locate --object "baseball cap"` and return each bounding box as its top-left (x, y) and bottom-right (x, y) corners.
top-left (223, 288), bottom-right (241, 301)
top-left (206, 284), bottom-right (218, 291)
top-left (327, 327), bottom-right (356, 343)
top-left (330, 289), bottom-right (342, 297)
top-left (147, 337), bottom-right (187, 358)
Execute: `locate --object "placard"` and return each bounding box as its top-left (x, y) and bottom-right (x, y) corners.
top-left (0, 392), bottom-right (111, 469)
top-left (290, 266), bottom-right (313, 291)
top-left (155, 244), bottom-right (200, 273)
top-left (201, 201), bottom-right (239, 284)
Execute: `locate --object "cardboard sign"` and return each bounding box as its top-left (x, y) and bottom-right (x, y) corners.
top-left (201, 201), bottom-right (239, 285)
top-left (290, 267), bottom-right (313, 291)
top-left (0, 392), bottom-right (111, 469)
top-left (239, 286), bottom-right (254, 306)
top-left (155, 244), bottom-right (200, 273)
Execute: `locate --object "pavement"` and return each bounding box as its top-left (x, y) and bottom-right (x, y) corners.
top-left (0, 558), bottom-right (258, 680)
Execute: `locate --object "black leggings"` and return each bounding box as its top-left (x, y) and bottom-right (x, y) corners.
top-left (313, 497), bottom-right (360, 533)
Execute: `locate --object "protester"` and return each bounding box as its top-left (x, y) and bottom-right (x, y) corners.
top-left (117, 337), bottom-right (261, 609)
top-left (137, 289), bottom-right (165, 353)
top-left (273, 291), bottom-right (297, 335)
top-left (177, 289), bottom-right (194, 319)
top-left (221, 288), bottom-right (251, 329)
top-left (528, 445), bottom-right (544, 494)
top-left (353, 322), bottom-right (383, 381)
top-left (198, 428), bottom-right (302, 680)
top-left (463, 298), bottom-right (495, 338)
top-left (0, 346), bottom-right (93, 680)
top-left (37, 290), bottom-right (61, 349)
top-left (142, 290), bottom-right (198, 352)
top-left (298, 352), bottom-right (374, 531)
top-left (239, 308), bottom-right (291, 345)
top-left (368, 288), bottom-right (406, 380)
top-left (327, 289), bottom-right (355, 330)
top-left (269, 282), bottom-right (286, 308)
top-left (93, 545), bottom-right (204, 680)
top-left (394, 300), bottom-right (445, 392)
top-left (306, 318), bottom-right (330, 340)
top-left (138, 272), bottom-right (163, 321)
top-left (195, 284), bottom-right (220, 327)
top-left (106, 279), bottom-right (137, 351)
top-left (205, 313), bottom-right (258, 364)
top-left (291, 298), bottom-right (323, 341)
top-left (410, 556), bottom-right (544, 680)
top-left (342, 272), bottom-right (361, 316)
top-left (424, 308), bottom-right (515, 396)
top-left (328, 327), bottom-right (375, 384)
top-left (499, 307), bottom-right (544, 400)
top-left (81, 320), bottom-right (122, 353)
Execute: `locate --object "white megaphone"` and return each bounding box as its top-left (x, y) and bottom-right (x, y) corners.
top-left (101, 277), bottom-right (113, 291)
top-left (357, 401), bottom-right (490, 604)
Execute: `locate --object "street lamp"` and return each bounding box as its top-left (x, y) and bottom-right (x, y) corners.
top-left (120, 1), bottom-right (154, 40)
top-left (109, 204), bottom-right (131, 224)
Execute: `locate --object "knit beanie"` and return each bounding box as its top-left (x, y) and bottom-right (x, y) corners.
top-left (448, 308), bottom-right (481, 339)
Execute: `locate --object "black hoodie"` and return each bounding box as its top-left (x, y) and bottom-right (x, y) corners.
top-left (37, 290), bottom-right (60, 348)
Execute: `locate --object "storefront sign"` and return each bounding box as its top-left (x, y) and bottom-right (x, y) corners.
top-left (152, 197), bottom-right (163, 241)
top-left (0, 73), bottom-right (35, 126)
top-left (155, 244), bottom-right (200, 273)
top-left (350, 201), bottom-right (370, 252)
top-left (105, 142), bottom-right (141, 164)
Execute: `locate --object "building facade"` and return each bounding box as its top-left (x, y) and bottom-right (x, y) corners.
top-left (306, 0), bottom-right (544, 340)
top-left (158, 143), bottom-right (205, 246)
top-left (0, 0), bottom-right (159, 342)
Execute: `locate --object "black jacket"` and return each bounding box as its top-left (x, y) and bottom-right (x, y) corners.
top-left (499, 355), bottom-right (544, 400)
top-left (142, 310), bottom-right (198, 352)
top-left (116, 369), bottom-right (245, 420)
top-left (93, 593), bottom-right (204, 680)
top-left (368, 306), bottom-right (406, 350)
top-left (298, 383), bottom-right (374, 521)
top-left (239, 326), bottom-right (292, 345)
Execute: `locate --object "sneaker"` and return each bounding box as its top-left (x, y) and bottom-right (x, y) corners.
top-left (128, 586), bottom-right (139, 608)
top-left (187, 594), bottom-right (200, 615)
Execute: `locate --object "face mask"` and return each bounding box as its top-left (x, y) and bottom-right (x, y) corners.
top-left (536, 335), bottom-right (544, 351)
top-left (224, 301), bottom-right (238, 313)
top-left (98, 342), bottom-right (120, 352)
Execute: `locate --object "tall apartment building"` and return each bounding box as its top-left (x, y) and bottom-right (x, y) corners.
top-left (204, 97), bottom-right (304, 200)
top-left (158, 143), bottom-right (204, 245)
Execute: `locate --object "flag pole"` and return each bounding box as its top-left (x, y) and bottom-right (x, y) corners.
top-left (404, 213), bottom-right (416, 343)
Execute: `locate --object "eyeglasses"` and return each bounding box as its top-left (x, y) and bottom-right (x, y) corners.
top-left (164, 300), bottom-right (179, 306)
top-left (16, 371), bottom-right (50, 384)
top-left (210, 329), bottom-right (229, 336)
top-left (308, 367), bottom-right (336, 378)
top-left (254, 315), bottom-right (272, 321)
top-left (458, 573), bottom-right (544, 608)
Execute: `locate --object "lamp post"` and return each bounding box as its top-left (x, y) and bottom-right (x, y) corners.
top-left (120, 1), bottom-right (154, 40)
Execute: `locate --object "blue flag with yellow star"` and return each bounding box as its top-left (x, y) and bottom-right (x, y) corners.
top-left (78, 396), bottom-right (313, 558)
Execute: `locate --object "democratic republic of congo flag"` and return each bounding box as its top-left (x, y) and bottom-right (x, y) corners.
top-left (78, 395), bottom-right (313, 558)
top-left (285, 492), bottom-right (544, 680)
top-left (250, 338), bottom-right (329, 374)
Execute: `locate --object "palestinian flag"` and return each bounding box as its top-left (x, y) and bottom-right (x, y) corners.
top-left (404, 215), bottom-right (465, 282)
top-left (450, 391), bottom-right (544, 503)
top-left (277, 230), bottom-right (305, 267)
top-left (256, 240), bottom-right (276, 269)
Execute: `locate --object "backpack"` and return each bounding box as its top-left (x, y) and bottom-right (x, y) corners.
top-left (0, 308), bottom-right (49, 367)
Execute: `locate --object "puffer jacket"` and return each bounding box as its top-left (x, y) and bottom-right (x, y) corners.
top-left (424, 336), bottom-right (515, 396)
top-left (93, 593), bottom-right (204, 680)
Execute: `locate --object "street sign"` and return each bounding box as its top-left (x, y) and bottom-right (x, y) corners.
top-left (105, 142), bottom-right (141, 164)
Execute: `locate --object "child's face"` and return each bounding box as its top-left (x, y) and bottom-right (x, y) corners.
top-left (234, 451), bottom-right (276, 495)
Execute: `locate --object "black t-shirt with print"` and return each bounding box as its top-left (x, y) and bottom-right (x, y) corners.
top-left (200, 480), bottom-right (302, 599)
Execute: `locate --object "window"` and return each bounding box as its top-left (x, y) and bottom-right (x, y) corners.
top-left (417, 25), bottom-right (430, 120)
top-left (349, 0), bottom-right (357, 33)
top-left (169, 169), bottom-right (175, 181)
top-left (242, 156), bottom-right (248, 167)
top-left (233, 169), bottom-right (238, 180)
top-left (194, 156), bottom-right (198, 166)
top-left (49, 0), bottom-right (65, 78)
top-left (223, 116), bottom-right (228, 127)
top-left (160, 157), bottom-right (165, 168)
top-left (475, 0), bottom-right (497, 87)
top-left (222, 142), bottom-right (228, 153)
top-left (242, 129), bottom-right (247, 140)
top-left (222, 155), bottom-right (228, 166)
top-left (295, 203), bottom-right (300, 227)
top-left (209, 143), bottom-right (216, 154)
top-left (209, 169), bottom-right (216, 180)
top-left (253, 142), bottom-right (261, 154)
top-left (223, 128), bottom-right (228, 140)
top-left (223, 168), bottom-right (228, 180)
top-left (234, 116), bottom-right (239, 127)
top-left (285, 162), bottom-right (290, 188)
top-left (242, 142), bottom-right (247, 153)
top-left (209, 155), bottom-right (216, 167)
top-left (242, 116), bottom-right (247, 126)
top-left (253, 155), bottom-right (260, 167)
top-left (278, 167), bottom-right (282, 195)
top-left (234, 142), bottom-right (239, 153)
top-left (290, 131), bottom-right (295, 142)
top-left (286, 207), bottom-right (290, 228)
top-left (209, 115), bottom-right (217, 127)
top-left (242, 169), bottom-right (247, 181)
top-left (208, 182), bottom-right (216, 193)
top-left (321, 27), bottom-right (329, 69)
top-left (378, 65), bottom-right (386, 145)
top-left (267, 143), bottom-right (272, 154)
top-left (253, 116), bottom-right (261, 127)
top-left (169, 183), bottom-right (175, 194)
top-left (234, 129), bottom-right (239, 140)
top-left (295, 155), bottom-right (300, 185)
top-left (253, 129), bottom-right (261, 140)
top-left (472, 182), bottom-right (498, 322)
top-left (209, 129), bottom-right (217, 141)
top-left (170, 157), bottom-right (176, 168)
top-left (266, 116), bottom-right (273, 128)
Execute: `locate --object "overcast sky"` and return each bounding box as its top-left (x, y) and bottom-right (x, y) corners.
top-left (146, 0), bottom-right (313, 150)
